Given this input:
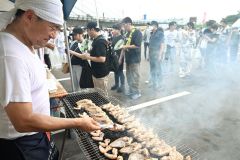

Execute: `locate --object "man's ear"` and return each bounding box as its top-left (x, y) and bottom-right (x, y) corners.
top-left (22, 10), bottom-right (37, 24)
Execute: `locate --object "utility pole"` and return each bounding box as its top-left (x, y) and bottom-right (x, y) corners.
top-left (94, 0), bottom-right (99, 27)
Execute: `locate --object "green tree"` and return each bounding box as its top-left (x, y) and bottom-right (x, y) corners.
top-left (224, 13), bottom-right (240, 25)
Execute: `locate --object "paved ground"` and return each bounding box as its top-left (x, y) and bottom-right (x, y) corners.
top-left (52, 53), bottom-right (240, 160)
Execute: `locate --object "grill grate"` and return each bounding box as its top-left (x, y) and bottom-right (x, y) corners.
top-left (65, 106), bottom-right (107, 160)
top-left (62, 89), bottom-right (200, 160)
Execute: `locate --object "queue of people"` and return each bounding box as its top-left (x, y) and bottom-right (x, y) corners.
top-left (61, 17), bottom-right (240, 100)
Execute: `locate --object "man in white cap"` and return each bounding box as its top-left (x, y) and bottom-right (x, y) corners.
top-left (0, 0), bottom-right (100, 159)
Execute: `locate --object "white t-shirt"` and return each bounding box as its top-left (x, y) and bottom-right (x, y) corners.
top-left (0, 32), bottom-right (50, 139)
top-left (165, 30), bottom-right (179, 47)
top-left (144, 27), bottom-right (151, 43)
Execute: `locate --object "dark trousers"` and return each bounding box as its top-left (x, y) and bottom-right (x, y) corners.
top-left (0, 132), bottom-right (50, 160)
top-left (144, 42), bottom-right (149, 59)
top-left (114, 63), bottom-right (125, 87)
top-left (44, 54), bottom-right (52, 69)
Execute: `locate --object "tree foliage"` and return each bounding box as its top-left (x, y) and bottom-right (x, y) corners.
top-left (224, 13), bottom-right (240, 25)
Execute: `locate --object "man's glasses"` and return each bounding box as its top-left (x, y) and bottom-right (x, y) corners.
top-left (48, 24), bottom-right (61, 33)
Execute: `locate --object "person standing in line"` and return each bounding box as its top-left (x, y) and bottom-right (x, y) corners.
top-left (204, 24), bottom-right (219, 71)
top-left (164, 21), bottom-right (179, 74)
top-left (179, 22), bottom-right (196, 78)
top-left (120, 17), bottom-right (142, 100)
top-left (143, 23), bottom-right (151, 60)
top-left (110, 24), bottom-right (125, 93)
top-left (217, 19), bottom-right (230, 64)
top-left (148, 21), bottom-right (165, 89)
top-left (69, 27), bottom-right (86, 91)
top-left (228, 27), bottom-right (240, 64)
top-left (55, 29), bottom-right (66, 63)
top-left (0, 1), bottom-right (100, 159)
top-left (44, 41), bottom-right (55, 69)
top-left (70, 22), bottom-right (109, 94)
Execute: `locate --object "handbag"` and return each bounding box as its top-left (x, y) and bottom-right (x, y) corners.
top-left (62, 62), bottom-right (70, 74)
top-left (62, 54), bottom-right (73, 74)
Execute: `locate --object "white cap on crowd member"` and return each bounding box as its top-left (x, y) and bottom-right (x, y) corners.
top-left (0, 0), bottom-right (64, 31)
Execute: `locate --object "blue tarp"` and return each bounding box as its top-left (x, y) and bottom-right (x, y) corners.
top-left (61, 0), bottom-right (77, 20)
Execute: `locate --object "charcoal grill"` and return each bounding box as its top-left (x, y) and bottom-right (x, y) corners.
top-left (62, 89), bottom-right (200, 160)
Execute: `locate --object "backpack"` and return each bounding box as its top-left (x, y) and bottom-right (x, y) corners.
top-left (106, 43), bottom-right (119, 72)
top-left (95, 36), bottom-right (119, 72)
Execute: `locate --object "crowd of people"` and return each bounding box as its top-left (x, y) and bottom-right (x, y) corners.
top-left (53, 17), bottom-right (240, 100)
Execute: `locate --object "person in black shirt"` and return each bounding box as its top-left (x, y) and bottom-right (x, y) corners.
top-left (111, 24), bottom-right (125, 93)
top-left (70, 22), bottom-right (109, 94)
top-left (121, 17), bottom-right (142, 99)
top-left (149, 21), bottom-right (164, 89)
top-left (204, 24), bottom-right (219, 70)
top-left (69, 27), bottom-right (85, 91)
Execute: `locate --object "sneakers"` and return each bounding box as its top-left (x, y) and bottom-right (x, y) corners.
top-left (125, 91), bottom-right (134, 96)
top-left (111, 85), bottom-right (118, 90)
top-left (130, 93), bottom-right (141, 100)
top-left (117, 86), bottom-right (124, 93)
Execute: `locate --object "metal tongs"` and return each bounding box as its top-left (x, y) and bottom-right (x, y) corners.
top-left (99, 123), bottom-right (114, 129)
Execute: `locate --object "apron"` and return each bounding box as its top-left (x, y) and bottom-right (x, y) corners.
top-left (0, 132), bottom-right (50, 160)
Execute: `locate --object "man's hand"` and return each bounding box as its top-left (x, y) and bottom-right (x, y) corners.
top-left (45, 43), bottom-right (55, 50)
top-left (122, 45), bottom-right (130, 50)
top-left (81, 53), bottom-right (90, 60)
top-left (69, 50), bottom-right (78, 56)
top-left (77, 117), bottom-right (100, 132)
top-left (69, 50), bottom-right (85, 59)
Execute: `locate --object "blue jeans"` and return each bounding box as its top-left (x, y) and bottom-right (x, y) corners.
top-left (149, 53), bottom-right (162, 87)
top-left (164, 45), bottom-right (176, 73)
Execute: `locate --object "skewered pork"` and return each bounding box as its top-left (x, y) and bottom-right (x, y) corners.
top-left (138, 148), bottom-right (150, 158)
top-left (128, 152), bottom-right (145, 160)
top-left (117, 156), bottom-right (123, 160)
top-left (99, 138), bottom-right (111, 147)
top-left (103, 148), bottom-right (118, 160)
top-left (144, 138), bottom-right (165, 149)
top-left (112, 148), bottom-right (118, 155)
top-left (99, 145), bottom-right (112, 154)
top-left (104, 152), bottom-right (118, 159)
top-left (90, 130), bottom-right (101, 137)
top-left (92, 132), bottom-right (104, 141)
top-left (109, 137), bottom-right (133, 148)
top-left (150, 144), bottom-right (172, 157)
top-left (124, 120), bottom-right (141, 129)
top-left (119, 142), bottom-right (142, 154)
top-left (101, 103), bottom-right (114, 110)
top-left (161, 147), bottom-right (184, 160)
top-left (119, 115), bottom-right (135, 124)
